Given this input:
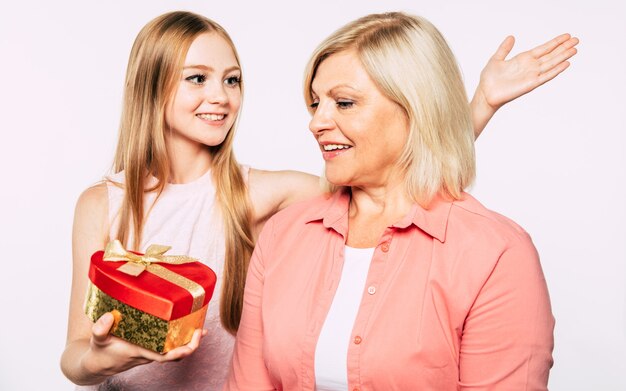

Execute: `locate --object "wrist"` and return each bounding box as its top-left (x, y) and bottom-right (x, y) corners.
top-left (470, 88), bottom-right (500, 139)
top-left (471, 88), bottom-right (499, 117)
top-left (78, 349), bottom-right (110, 385)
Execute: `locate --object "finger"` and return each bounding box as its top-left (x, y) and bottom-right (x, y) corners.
top-left (187, 329), bottom-right (204, 349)
top-left (119, 339), bottom-right (170, 362)
top-left (137, 347), bottom-right (167, 362)
top-left (158, 346), bottom-right (193, 362)
top-left (536, 61), bottom-right (571, 88)
top-left (565, 36), bottom-right (579, 49)
top-left (531, 33), bottom-right (571, 58)
top-left (157, 329), bottom-right (204, 362)
top-left (491, 35), bottom-right (515, 61)
top-left (540, 47), bottom-right (577, 74)
top-left (91, 312), bottom-right (114, 344)
top-left (538, 37), bottom-right (579, 63)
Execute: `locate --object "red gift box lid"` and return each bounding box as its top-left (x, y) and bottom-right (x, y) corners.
top-left (88, 250), bottom-right (217, 321)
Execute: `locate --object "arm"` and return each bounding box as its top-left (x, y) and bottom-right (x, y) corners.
top-left (248, 169), bottom-right (322, 235)
top-left (459, 235), bottom-right (554, 390)
top-left (471, 33), bottom-right (579, 138)
top-left (60, 184), bottom-right (204, 385)
top-left (224, 219), bottom-right (276, 390)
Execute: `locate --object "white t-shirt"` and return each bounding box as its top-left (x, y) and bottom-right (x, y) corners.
top-left (314, 246), bottom-right (374, 391)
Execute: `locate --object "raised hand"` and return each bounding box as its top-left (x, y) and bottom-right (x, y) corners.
top-left (471, 33), bottom-right (579, 137)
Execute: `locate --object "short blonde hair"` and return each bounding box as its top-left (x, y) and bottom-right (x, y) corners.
top-left (303, 12), bottom-right (475, 206)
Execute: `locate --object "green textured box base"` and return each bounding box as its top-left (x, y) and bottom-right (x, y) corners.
top-left (84, 281), bottom-right (170, 352)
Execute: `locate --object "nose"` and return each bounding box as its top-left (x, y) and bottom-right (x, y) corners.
top-left (309, 101), bottom-right (335, 135)
top-left (205, 80), bottom-right (228, 105)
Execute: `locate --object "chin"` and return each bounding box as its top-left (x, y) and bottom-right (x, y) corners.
top-left (324, 171), bottom-right (352, 188)
top-left (200, 133), bottom-right (230, 147)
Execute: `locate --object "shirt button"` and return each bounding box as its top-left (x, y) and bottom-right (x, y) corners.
top-left (354, 336), bottom-right (362, 344)
top-left (380, 242), bottom-right (390, 252)
top-left (367, 286), bottom-right (376, 295)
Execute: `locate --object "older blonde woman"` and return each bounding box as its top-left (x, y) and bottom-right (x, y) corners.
top-left (226, 12), bottom-right (556, 391)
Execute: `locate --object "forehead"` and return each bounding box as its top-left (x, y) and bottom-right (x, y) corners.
top-left (311, 50), bottom-right (373, 93)
top-left (184, 32), bottom-right (238, 68)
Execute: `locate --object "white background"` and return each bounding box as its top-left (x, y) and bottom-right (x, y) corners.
top-left (0, 0), bottom-right (624, 389)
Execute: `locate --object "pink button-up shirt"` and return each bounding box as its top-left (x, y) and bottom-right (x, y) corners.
top-left (225, 190), bottom-right (554, 391)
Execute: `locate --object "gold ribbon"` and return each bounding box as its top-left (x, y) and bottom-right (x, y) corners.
top-left (103, 240), bottom-right (205, 313)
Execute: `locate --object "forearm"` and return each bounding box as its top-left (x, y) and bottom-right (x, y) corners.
top-left (60, 339), bottom-right (109, 386)
top-left (469, 90), bottom-right (498, 140)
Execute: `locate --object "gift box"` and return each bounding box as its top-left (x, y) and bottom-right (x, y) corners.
top-left (84, 240), bottom-right (217, 353)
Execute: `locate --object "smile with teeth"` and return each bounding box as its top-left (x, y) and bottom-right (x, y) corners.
top-left (197, 113), bottom-right (226, 121)
top-left (323, 144), bottom-right (351, 151)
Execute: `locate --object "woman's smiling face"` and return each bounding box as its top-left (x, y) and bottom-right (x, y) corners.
top-left (165, 32), bottom-right (242, 150)
top-left (308, 50), bottom-right (409, 188)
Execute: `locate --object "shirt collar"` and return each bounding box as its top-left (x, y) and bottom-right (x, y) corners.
top-left (304, 188), bottom-right (453, 242)
top-left (303, 188), bottom-right (350, 238)
top-left (391, 196), bottom-right (452, 242)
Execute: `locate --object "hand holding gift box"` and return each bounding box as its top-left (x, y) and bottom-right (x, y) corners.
top-left (84, 240), bottom-right (217, 353)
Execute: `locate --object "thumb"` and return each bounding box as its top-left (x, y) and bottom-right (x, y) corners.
top-left (491, 35), bottom-right (515, 61)
top-left (92, 312), bottom-right (114, 343)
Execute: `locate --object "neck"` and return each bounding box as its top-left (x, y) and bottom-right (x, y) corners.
top-left (349, 180), bottom-right (412, 221)
top-left (166, 137), bottom-right (213, 184)
top-left (345, 181), bottom-right (412, 248)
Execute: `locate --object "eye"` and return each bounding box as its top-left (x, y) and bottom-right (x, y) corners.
top-left (185, 74), bottom-right (206, 85)
top-left (337, 100), bottom-right (354, 109)
top-left (309, 99), bottom-right (319, 110)
top-left (225, 75), bottom-right (241, 87)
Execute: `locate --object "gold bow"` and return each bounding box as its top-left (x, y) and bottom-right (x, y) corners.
top-left (104, 240), bottom-right (198, 276)
top-left (103, 240), bottom-right (205, 312)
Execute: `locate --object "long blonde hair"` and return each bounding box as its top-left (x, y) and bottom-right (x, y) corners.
top-left (112, 11), bottom-right (253, 334)
top-left (304, 12), bottom-right (475, 206)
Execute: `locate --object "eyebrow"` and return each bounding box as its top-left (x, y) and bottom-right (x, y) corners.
top-left (330, 84), bottom-right (358, 94)
top-left (311, 83), bottom-right (359, 97)
top-left (183, 65), bottom-right (241, 73)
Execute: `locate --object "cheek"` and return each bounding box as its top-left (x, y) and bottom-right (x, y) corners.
top-left (164, 97), bottom-right (199, 131)
top-left (173, 83), bottom-right (206, 112)
top-left (164, 93), bottom-right (185, 127)
top-left (228, 89), bottom-right (242, 112)
top-left (177, 91), bottom-right (201, 112)
top-left (383, 109), bottom-right (410, 151)
top-left (164, 103), bottom-right (176, 129)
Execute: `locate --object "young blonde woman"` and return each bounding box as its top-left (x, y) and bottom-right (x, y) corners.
top-left (60, 11), bottom-right (578, 391)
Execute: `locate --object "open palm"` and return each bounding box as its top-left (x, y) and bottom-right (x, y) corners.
top-left (478, 33), bottom-right (579, 110)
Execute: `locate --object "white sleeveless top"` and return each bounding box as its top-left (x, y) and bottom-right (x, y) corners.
top-left (78, 166), bottom-right (249, 391)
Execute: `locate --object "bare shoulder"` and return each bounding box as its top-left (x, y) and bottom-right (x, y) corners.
top-left (76, 182), bottom-right (108, 207)
top-left (248, 168), bottom-right (321, 226)
top-left (73, 182), bottom-right (110, 248)
top-left (75, 182), bottom-right (108, 222)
